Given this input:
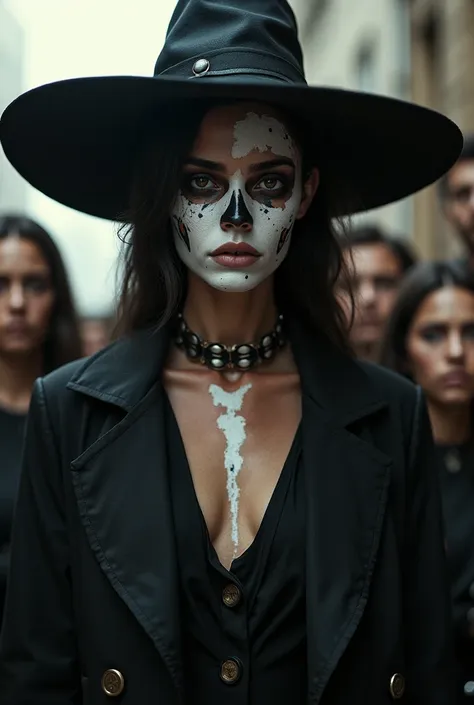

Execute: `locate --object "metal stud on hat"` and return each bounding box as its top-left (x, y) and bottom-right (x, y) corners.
top-left (192, 58), bottom-right (210, 76)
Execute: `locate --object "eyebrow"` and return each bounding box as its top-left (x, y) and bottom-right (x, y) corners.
top-left (248, 157), bottom-right (295, 173)
top-left (183, 156), bottom-right (296, 173)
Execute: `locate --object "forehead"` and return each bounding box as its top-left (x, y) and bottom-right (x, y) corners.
top-left (351, 243), bottom-right (401, 275)
top-left (414, 286), bottom-right (474, 321)
top-left (448, 159), bottom-right (474, 187)
top-left (191, 102), bottom-right (297, 161)
top-left (0, 236), bottom-right (49, 271)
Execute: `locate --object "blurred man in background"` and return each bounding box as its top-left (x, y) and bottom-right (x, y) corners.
top-left (340, 225), bottom-right (417, 362)
top-left (440, 134), bottom-right (474, 271)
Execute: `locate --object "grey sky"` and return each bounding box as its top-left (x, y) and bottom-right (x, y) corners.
top-left (5, 0), bottom-right (178, 315)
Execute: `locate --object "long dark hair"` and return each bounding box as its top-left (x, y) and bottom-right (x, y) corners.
top-left (117, 101), bottom-right (353, 352)
top-left (0, 215), bottom-right (83, 372)
top-left (380, 261), bottom-right (474, 376)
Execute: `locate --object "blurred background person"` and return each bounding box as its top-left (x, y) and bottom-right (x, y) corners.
top-left (80, 313), bottom-right (114, 356)
top-left (440, 135), bottom-right (474, 272)
top-left (339, 224), bottom-right (417, 362)
top-left (381, 261), bottom-right (474, 703)
top-left (0, 214), bottom-right (82, 626)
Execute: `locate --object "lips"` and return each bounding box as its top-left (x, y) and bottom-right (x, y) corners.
top-left (210, 242), bottom-right (261, 257)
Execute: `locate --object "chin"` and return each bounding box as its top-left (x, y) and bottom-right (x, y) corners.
top-left (202, 271), bottom-right (265, 293)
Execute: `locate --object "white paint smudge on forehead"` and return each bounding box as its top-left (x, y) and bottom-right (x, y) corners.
top-left (232, 112), bottom-right (296, 161)
top-left (208, 382), bottom-right (252, 554)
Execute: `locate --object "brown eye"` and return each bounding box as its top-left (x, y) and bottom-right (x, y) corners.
top-left (190, 175), bottom-right (215, 190)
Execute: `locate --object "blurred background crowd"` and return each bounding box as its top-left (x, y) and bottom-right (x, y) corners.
top-left (1, 0), bottom-right (474, 699)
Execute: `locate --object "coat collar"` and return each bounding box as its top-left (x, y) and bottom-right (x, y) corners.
top-left (68, 320), bottom-right (387, 426)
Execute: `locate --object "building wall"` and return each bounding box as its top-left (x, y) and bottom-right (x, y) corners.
top-left (289, 0), bottom-right (414, 239)
top-left (0, 1), bottom-right (26, 212)
top-left (411, 0), bottom-right (474, 258)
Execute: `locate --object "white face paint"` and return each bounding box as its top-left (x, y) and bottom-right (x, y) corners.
top-left (208, 382), bottom-right (252, 554)
top-left (170, 111), bottom-right (302, 292)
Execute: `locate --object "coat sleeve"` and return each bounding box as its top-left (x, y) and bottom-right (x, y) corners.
top-left (403, 386), bottom-right (457, 704)
top-left (0, 378), bottom-right (82, 704)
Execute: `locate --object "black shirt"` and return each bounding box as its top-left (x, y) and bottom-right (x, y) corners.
top-left (437, 442), bottom-right (474, 701)
top-left (0, 406), bottom-right (27, 623)
top-left (166, 397), bottom-right (307, 704)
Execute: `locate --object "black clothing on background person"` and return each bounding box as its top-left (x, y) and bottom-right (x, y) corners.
top-left (167, 399), bottom-right (306, 703)
top-left (0, 322), bottom-right (456, 704)
top-left (0, 406), bottom-right (27, 625)
top-left (437, 442), bottom-right (474, 702)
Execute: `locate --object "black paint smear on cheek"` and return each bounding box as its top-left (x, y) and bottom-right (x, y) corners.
top-left (276, 227), bottom-right (291, 255)
top-left (173, 215), bottom-right (191, 252)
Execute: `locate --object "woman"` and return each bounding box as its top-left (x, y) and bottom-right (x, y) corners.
top-left (0, 215), bottom-right (82, 626)
top-left (381, 261), bottom-right (474, 702)
top-left (0, 0), bottom-right (463, 703)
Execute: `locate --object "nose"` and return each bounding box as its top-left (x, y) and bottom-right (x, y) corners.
top-left (220, 190), bottom-right (253, 233)
top-left (359, 280), bottom-right (376, 306)
top-left (8, 283), bottom-right (25, 311)
top-left (447, 331), bottom-right (464, 360)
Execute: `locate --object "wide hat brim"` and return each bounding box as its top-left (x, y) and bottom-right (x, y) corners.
top-left (0, 74), bottom-right (463, 221)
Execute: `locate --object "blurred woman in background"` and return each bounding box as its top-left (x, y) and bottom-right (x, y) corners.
top-left (0, 214), bottom-right (82, 625)
top-left (382, 261), bottom-right (474, 703)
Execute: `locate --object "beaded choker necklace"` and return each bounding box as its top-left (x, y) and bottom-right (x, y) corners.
top-left (174, 313), bottom-right (285, 371)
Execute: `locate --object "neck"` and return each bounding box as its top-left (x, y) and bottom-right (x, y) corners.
top-left (427, 400), bottom-right (472, 445)
top-left (352, 340), bottom-right (381, 363)
top-left (183, 273), bottom-right (278, 345)
top-left (0, 351), bottom-right (44, 413)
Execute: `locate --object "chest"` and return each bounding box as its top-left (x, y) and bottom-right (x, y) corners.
top-left (164, 370), bottom-right (301, 566)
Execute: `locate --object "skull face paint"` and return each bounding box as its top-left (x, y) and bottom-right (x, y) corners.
top-left (170, 109), bottom-right (303, 292)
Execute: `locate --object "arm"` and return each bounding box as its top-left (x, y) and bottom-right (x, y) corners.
top-left (403, 386), bottom-right (456, 704)
top-left (0, 379), bottom-right (81, 704)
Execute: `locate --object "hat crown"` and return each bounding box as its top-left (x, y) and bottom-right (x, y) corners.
top-left (154, 0), bottom-right (306, 84)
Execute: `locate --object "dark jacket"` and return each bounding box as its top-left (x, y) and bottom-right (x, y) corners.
top-left (0, 323), bottom-right (455, 704)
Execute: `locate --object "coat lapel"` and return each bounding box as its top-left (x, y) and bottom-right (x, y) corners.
top-left (67, 328), bottom-right (184, 693)
top-left (289, 323), bottom-right (392, 703)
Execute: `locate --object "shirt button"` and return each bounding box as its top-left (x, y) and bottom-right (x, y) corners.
top-left (220, 658), bottom-right (242, 685)
top-left (101, 669), bottom-right (125, 697)
top-left (389, 673), bottom-right (405, 699)
top-left (222, 583), bottom-right (241, 608)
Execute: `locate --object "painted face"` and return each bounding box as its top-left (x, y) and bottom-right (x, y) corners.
top-left (406, 286), bottom-right (474, 408)
top-left (171, 105), bottom-right (303, 292)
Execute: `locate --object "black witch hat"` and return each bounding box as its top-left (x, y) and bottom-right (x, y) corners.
top-left (0, 0), bottom-right (463, 220)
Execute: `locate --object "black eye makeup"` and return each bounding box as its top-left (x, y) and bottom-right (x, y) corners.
top-left (252, 173), bottom-right (292, 198)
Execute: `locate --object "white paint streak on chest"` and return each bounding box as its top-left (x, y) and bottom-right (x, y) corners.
top-left (208, 382), bottom-right (252, 554)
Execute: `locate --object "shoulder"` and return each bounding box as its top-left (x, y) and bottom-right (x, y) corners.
top-left (357, 360), bottom-right (421, 432)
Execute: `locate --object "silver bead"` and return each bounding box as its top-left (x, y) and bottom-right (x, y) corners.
top-left (236, 344), bottom-right (251, 354)
top-left (237, 358), bottom-right (252, 369)
top-left (211, 358), bottom-right (225, 368)
top-left (262, 335), bottom-right (273, 347)
top-left (210, 344), bottom-right (224, 355)
top-left (263, 349), bottom-right (273, 358)
top-left (192, 58), bottom-right (210, 76)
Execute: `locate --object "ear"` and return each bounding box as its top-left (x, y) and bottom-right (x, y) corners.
top-left (296, 167), bottom-right (320, 220)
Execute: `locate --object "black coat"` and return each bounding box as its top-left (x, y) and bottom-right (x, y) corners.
top-left (0, 323), bottom-right (456, 704)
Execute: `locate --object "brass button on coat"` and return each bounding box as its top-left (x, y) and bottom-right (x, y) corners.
top-left (220, 658), bottom-right (242, 684)
top-left (222, 583), bottom-right (241, 608)
top-left (390, 673), bottom-right (405, 700)
top-left (101, 669), bottom-right (125, 697)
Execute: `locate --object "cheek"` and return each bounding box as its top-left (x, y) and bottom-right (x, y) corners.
top-left (28, 294), bottom-right (55, 331)
top-left (406, 340), bottom-right (439, 387)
